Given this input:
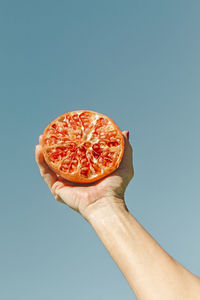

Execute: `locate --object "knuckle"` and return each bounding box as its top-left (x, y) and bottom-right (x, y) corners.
top-left (40, 171), bottom-right (45, 179)
top-left (131, 169), bottom-right (134, 179)
top-left (54, 194), bottom-right (60, 201)
top-left (55, 194), bottom-right (64, 204)
top-left (128, 169), bottom-right (134, 182)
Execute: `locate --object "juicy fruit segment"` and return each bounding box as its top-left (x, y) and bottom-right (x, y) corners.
top-left (42, 111), bottom-right (124, 182)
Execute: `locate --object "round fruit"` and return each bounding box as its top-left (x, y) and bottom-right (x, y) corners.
top-left (41, 110), bottom-right (124, 183)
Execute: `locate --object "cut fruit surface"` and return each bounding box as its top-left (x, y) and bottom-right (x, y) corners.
top-left (42, 110), bottom-right (124, 183)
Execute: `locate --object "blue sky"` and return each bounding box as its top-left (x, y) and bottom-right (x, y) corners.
top-left (1, 1), bottom-right (200, 299)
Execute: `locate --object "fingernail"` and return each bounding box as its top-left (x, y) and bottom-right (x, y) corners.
top-left (127, 131), bottom-right (129, 140)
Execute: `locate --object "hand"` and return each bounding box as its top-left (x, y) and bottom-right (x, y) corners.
top-left (35, 131), bottom-right (134, 220)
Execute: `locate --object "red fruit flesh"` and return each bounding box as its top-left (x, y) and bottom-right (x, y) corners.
top-left (42, 110), bottom-right (124, 183)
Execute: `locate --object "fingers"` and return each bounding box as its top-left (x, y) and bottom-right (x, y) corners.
top-left (39, 134), bottom-right (43, 145)
top-left (121, 130), bottom-right (134, 168)
top-left (35, 136), bottom-right (74, 205)
top-left (35, 143), bottom-right (58, 189)
top-left (115, 130), bottom-right (134, 180)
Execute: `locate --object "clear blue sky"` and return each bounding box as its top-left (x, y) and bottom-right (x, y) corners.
top-left (1, 1), bottom-right (200, 299)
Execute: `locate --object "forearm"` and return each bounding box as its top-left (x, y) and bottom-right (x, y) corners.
top-left (87, 198), bottom-right (200, 300)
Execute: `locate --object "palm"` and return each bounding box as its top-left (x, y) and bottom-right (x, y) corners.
top-left (35, 131), bottom-right (133, 218)
top-left (54, 172), bottom-right (125, 216)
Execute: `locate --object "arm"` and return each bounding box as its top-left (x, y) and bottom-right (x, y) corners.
top-left (86, 202), bottom-right (200, 300)
top-left (35, 130), bottom-right (200, 300)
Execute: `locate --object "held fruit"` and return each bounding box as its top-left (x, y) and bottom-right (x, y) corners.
top-left (41, 110), bottom-right (124, 183)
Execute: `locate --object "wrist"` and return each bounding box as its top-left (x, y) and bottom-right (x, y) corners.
top-left (84, 196), bottom-right (129, 225)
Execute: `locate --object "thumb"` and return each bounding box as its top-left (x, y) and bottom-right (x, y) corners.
top-left (113, 130), bottom-right (134, 181)
top-left (125, 130), bottom-right (129, 140)
top-left (120, 130), bottom-right (133, 169)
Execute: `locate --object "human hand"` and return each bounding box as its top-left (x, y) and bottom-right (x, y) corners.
top-left (35, 131), bottom-right (134, 221)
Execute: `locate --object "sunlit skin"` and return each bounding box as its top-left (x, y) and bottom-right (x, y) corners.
top-left (35, 131), bottom-right (200, 300)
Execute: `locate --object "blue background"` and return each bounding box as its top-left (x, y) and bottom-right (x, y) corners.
top-left (1, 1), bottom-right (200, 299)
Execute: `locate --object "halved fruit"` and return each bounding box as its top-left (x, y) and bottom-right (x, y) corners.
top-left (42, 110), bottom-right (124, 183)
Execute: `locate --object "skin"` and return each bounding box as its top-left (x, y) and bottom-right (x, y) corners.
top-left (35, 131), bottom-right (200, 300)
